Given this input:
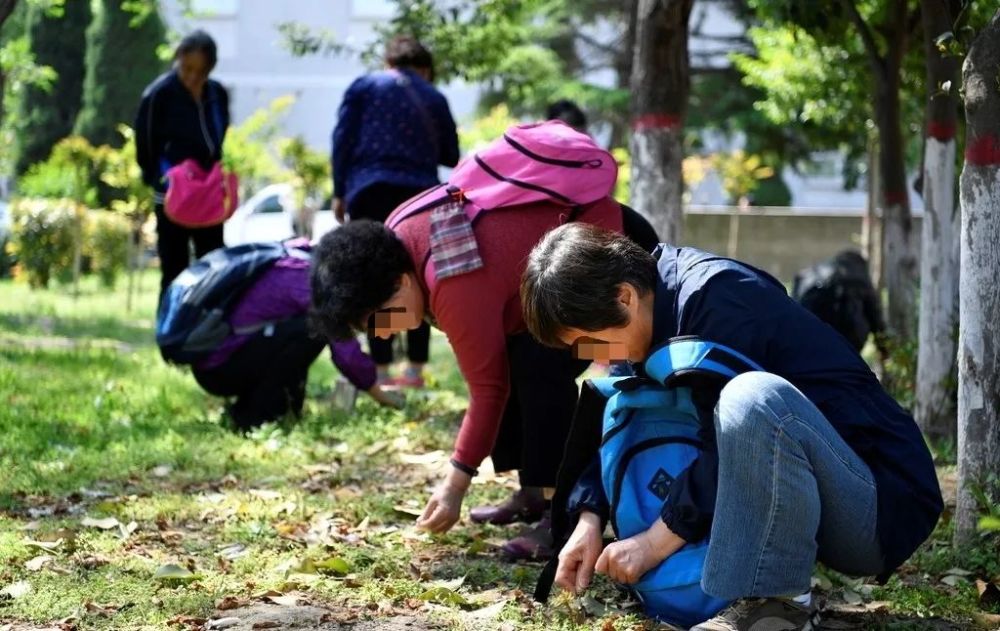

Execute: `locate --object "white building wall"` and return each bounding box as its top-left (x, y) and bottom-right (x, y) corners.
top-left (159, 0), bottom-right (480, 154)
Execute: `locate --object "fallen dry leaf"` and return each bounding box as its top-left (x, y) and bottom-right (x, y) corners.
top-left (392, 505), bottom-right (424, 520)
top-left (83, 600), bottom-right (120, 616)
top-left (266, 593), bottom-right (302, 607)
top-left (151, 464), bottom-right (174, 477)
top-left (1, 580), bottom-right (32, 599)
top-left (118, 521), bottom-right (139, 539)
top-left (249, 489), bottom-right (282, 501)
top-left (25, 554), bottom-right (54, 571)
top-left (81, 516), bottom-right (120, 530)
top-left (216, 595), bottom-right (245, 610)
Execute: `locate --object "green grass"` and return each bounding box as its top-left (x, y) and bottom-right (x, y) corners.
top-left (0, 273), bottom-right (996, 630)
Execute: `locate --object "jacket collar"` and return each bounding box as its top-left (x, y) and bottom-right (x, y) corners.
top-left (650, 244), bottom-right (679, 350)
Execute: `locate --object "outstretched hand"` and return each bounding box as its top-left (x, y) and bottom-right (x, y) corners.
top-left (595, 519), bottom-right (685, 585)
top-left (367, 384), bottom-right (405, 409)
top-left (416, 467), bottom-right (471, 533)
top-left (555, 511), bottom-right (604, 594)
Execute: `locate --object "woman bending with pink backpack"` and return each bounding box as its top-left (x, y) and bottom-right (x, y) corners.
top-left (135, 30), bottom-right (231, 297)
top-left (309, 121), bottom-right (659, 559)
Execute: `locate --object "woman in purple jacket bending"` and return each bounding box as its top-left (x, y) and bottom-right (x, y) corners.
top-left (191, 250), bottom-right (403, 431)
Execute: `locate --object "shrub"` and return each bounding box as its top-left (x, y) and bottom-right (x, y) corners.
top-left (7, 198), bottom-right (79, 288)
top-left (88, 211), bottom-right (130, 288)
top-left (0, 234), bottom-right (15, 279)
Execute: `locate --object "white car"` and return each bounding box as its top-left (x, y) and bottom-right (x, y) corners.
top-left (224, 183), bottom-right (340, 246)
top-left (0, 199), bottom-right (10, 239)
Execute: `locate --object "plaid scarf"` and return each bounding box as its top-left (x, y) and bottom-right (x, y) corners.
top-left (428, 199), bottom-right (484, 280)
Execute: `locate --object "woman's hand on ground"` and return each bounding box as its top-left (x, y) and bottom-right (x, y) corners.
top-left (416, 467), bottom-right (471, 533)
top-left (595, 519), bottom-right (685, 585)
top-left (367, 384), bottom-right (405, 408)
top-left (555, 511), bottom-right (604, 594)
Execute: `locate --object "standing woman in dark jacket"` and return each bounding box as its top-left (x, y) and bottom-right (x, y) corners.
top-left (135, 30), bottom-right (230, 295)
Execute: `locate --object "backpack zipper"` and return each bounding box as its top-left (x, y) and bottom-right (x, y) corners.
top-left (503, 133), bottom-right (604, 168)
top-left (609, 436), bottom-right (701, 535)
top-left (601, 409), bottom-right (637, 447)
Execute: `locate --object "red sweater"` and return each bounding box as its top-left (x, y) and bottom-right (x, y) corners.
top-left (394, 198), bottom-right (624, 470)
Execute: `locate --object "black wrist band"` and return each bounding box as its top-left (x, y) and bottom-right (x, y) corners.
top-left (449, 458), bottom-right (478, 477)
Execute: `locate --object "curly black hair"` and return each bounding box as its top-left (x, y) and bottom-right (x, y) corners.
top-left (309, 220), bottom-right (415, 341)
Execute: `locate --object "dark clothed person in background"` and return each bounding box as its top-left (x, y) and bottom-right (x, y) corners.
top-left (792, 249), bottom-right (888, 358)
top-left (135, 30), bottom-right (230, 296)
top-left (331, 36), bottom-right (460, 387)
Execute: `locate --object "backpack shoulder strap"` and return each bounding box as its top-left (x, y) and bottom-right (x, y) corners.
top-left (535, 379), bottom-right (609, 603)
top-left (643, 336), bottom-right (764, 386)
top-left (385, 184), bottom-right (455, 230)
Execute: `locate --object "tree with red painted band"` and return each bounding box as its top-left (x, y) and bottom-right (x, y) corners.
top-left (628, 0), bottom-right (693, 246)
top-left (914, 0), bottom-right (962, 440)
top-left (955, 7), bottom-right (1000, 546)
top-left (838, 0), bottom-right (922, 342)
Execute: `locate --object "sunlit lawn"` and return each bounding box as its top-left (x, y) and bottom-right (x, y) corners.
top-left (0, 272), bottom-right (995, 630)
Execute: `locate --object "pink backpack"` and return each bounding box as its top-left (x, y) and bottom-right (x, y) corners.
top-left (385, 120), bottom-right (617, 280)
top-left (163, 159), bottom-right (239, 228)
top-left (388, 120), bottom-right (617, 228)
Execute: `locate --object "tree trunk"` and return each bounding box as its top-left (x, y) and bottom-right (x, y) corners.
top-left (629, 0), bottom-right (693, 245)
top-left (864, 133), bottom-right (884, 289)
top-left (876, 56), bottom-right (919, 341)
top-left (955, 8), bottom-right (1000, 546)
top-left (608, 0), bottom-right (637, 150)
top-left (916, 0), bottom-right (961, 438)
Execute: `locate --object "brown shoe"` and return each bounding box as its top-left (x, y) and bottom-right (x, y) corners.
top-left (691, 598), bottom-right (821, 631)
top-left (469, 488), bottom-right (546, 525)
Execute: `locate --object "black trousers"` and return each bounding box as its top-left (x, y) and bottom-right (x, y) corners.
top-left (155, 203), bottom-right (224, 297)
top-left (348, 182), bottom-right (431, 365)
top-left (490, 333), bottom-right (590, 487)
top-left (192, 316), bottom-right (325, 430)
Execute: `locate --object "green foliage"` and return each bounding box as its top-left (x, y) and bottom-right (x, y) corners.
top-left (278, 136), bottom-right (331, 211)
top-left (732, 25), bottom-right (871, 154)
top-left (882, 334), bottom-right (918, 412)
top-left (7, 198), bottom-right (134, 290)
top-left (612, 147), bottom-right (630, 204)
top-left (99, 125), bottom-right (155, 220)
top-left (16, 157), bottom-right (86, 205)
top-left (87, 211), bottom-right (130, 288)
top-left (457, 104), bottom-right (519, 152)
top-left (6, 198), bottom-right (79, 289)
top-left (17, 135), bottom-right (106, 206)
top-left (221, 95), bottom-right (295, 198)
top-left (0, 26), bottom-right (58, 175)
top-left (74, 0), bottom-right (166, 147)
top-left (13, 0), bottom-right (91, 175)
top-left (711, 150), bottom-right (776, 204)
top-left (0, 234), bottom-right (14, 279)
top-left (736, 0), bottom-right (930, 181)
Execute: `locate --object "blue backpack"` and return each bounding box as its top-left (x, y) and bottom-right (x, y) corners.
top-left (156, 242), bottom-right (310, 365)
top-left (536, 337), bottom-right (762, 627)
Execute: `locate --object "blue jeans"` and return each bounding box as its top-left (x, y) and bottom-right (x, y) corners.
top-left (702, 372), bottom-right (883, 600)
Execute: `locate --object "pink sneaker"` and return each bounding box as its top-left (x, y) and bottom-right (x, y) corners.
top-left (388, 373), bottom-right (425, 389)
